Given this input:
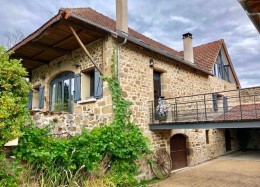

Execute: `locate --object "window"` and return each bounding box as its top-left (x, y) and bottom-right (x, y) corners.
top-left (28, 85), bottom-right (45, 110)
top-left (153, 71), bottom-right (162, 102)
top-left (206, 130), bottom-right (210, 144)
top-left (50, 71), bottom-right (75, 112)
top-left (153, 71), bottom-right (162, 120)
top-left (212, 53), bottom-right (230, 82)
top-left (80, 68), bottom-right (103, 100)
top-left (32, 86), bottom-right (40, 109)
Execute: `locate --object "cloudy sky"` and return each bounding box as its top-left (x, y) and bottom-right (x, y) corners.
top-left (0, 0), bottom-right (259, 88)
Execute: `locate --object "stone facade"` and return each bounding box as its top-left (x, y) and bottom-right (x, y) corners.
top-left (31, 37), bottom-right (114, 134)
top-left (30, 35), bottom-right (240, 178)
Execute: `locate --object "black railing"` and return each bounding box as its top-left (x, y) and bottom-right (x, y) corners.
top-left (149, 87), bottom-right (260, 124)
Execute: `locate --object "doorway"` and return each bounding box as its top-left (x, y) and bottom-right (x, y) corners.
top-left (170, 134), bottom-right (188, 170)
top-left (225, 129), bottom-right (232, 152)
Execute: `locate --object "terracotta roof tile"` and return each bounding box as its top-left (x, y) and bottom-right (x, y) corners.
top-left (178, 39), bottom-right (223, 73)
top-left (214, 103), bottom-right (260, 121)
top-left (12, 7), bottom-right (226, 74)
top-left (68, 8), bottom-right (180, 57)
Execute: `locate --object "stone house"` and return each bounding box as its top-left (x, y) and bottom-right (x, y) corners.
top-left (11, 0), bottom-right (249, 178)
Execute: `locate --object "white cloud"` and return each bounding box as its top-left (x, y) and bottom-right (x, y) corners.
top-left (0, 0), bottom-right (259, 88)
top-left (170, 16), bottom-right (193, 24)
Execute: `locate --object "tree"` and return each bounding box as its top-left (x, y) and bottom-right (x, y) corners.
top-left (0, 30), bottom-right (24, 50)
top-left (0, 46), bottom-right (30, 147)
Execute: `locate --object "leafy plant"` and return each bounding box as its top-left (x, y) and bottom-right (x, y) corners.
top-left (0, 46), bottom-right (30, 146)
top-left (13, 50), bottom-right (151, 186)
top-left (0, 46), bottom-right (30, 186)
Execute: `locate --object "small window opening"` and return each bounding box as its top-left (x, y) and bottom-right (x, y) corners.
top-left (32, 86), bottom-right (40, 109)
top-left (206, 130), bottom-right (210, 144)
top-left (81, 69), bottom-right (95, 99)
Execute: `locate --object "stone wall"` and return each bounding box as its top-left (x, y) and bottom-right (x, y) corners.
top-left (117, 40), bottom-right (239, 178)
top-left (29, 35), bottom-right (240, 179)
top-left (118, 40), bottom-right (237, 144)
top-left (30, 36), bottom-right (115, 133)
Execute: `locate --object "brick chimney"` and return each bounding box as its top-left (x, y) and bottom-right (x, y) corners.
top-left (182, 33), bottom-right (194, 63)
top-left (116, 0), bottom-right (128, 34)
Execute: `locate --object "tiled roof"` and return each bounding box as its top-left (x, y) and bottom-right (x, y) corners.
top-left (214, 103), bottom-right (260, 121)
top-left (68, 8), bottom-right (226, 73)
top-left (178, 40), bottom-right (224, 73)
top-left (68, 8), bottom-right (180, 56)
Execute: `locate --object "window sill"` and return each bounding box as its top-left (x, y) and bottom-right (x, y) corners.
top-left (31, 108), bottom-right (42, 112)
top-left (77, 97), bottom-right (97, 104)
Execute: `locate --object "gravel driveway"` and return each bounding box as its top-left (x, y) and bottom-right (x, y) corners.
top-left (150, 152), bottom-right (260, 187)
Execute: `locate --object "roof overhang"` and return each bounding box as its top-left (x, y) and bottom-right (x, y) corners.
top-left (238, 0), bottom-right (260, 33)
top-left (11, 9), bottom-right (211, 76)
top-left (10, 9), bottom-right (109, 70)
top-left (149, 120), bottom-right (260, 130)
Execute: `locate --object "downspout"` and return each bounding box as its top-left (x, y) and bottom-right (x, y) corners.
top-left (117, 38), bottom-right (127, 83)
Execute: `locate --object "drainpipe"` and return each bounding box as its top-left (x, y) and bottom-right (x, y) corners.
top-left (117, 38), bottom-right (127, 83)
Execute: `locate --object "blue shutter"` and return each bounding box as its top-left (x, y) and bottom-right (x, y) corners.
top-left (28, 89), bottom-right (33, 110)
top-left (39, 86), bottom-right (45, 109)
top-left (94, 69), bottom-right (103, 98)
top-left (223, 96), bottom-right (228, 112)
top-left (74, 73), bottom-right (81, 102)
top-left (212, 93), bottom-right (218, 111)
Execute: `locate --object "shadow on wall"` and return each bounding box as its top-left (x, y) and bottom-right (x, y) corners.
top-left (237, 128), bottom-right (260, 151)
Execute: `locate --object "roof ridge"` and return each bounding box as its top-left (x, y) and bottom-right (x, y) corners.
top-left (193, 39), bottom-right (224, 49)
top-left (178, 39), bottom-right (224, 53)
top-left (67, 7), bottom-right (179, 54)
top-left (69, 7), bottom-right (115, 21)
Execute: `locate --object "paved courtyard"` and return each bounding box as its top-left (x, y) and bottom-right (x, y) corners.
top-left (150, 151), bottom-right (260, 187)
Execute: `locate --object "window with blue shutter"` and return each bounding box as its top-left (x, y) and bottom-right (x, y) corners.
top-left (39, 86), bottom-right (45, 109)
top-left (28, 89), bottom-right (33, 110)
top-left (212, 93), bottom-right (218, 111)
top-left (74, 73), bottom-right (81, 102)
top-left (213, 52), bottom-right (230, 82)
top-left (94, 68), bottom-right (103, 98)
top-left (223, 96), bottom-right (228, 112)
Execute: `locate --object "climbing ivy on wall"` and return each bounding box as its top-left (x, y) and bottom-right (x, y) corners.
top-left (13, 50), bottom-right (151, 186)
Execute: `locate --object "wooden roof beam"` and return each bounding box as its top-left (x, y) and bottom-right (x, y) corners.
top-left (29, 42), bottom-right (72, 53)
top-left (52, 30), bottom-right (85, 47)
top-left (69, 25), bottom-right (103, 76)
top-left (18, 56), bottom-right (49, 64)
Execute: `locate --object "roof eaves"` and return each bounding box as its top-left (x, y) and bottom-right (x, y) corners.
top-left (238, 0), bottom-right (260, 33)
top-left (10, 12), bottom-right (63, 52)
top-left (68, 13), bottom-right (211, 75)
top-left (70, 13), bottom-right (118, 36)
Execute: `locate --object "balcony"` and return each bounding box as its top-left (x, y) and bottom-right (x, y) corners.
top-left (149, 87), bottom-right (260, 130)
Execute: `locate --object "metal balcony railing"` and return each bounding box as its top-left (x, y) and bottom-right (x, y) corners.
top-left (149, 87), bottom-right (260, 124)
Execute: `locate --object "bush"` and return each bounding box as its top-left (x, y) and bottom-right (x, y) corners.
top-left (13, 50), bottom-right (151, 186)
top-left (0, 47), bottom-right (30, 146)
top-left (14, 122), bottom-right (150, 186)
top-left (0, 46), bottom-right (30, 186)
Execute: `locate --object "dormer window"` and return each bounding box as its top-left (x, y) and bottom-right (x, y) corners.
top-left (212, 52), bottom-right (230, 82)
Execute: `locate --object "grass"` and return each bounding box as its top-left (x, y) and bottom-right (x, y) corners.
top-left (18, 163), bottom-right (117, 187)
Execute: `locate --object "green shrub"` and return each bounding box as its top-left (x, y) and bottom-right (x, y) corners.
top-left (0, 47), bottom-right (31, 146)
top-left (0, 46), bottom-right (30, 186)
top-left (13, 50), bottom-right (151, 186)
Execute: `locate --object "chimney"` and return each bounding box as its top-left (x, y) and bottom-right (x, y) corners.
top-left (182, 33), bottom-right (194, 63)
top-left (116, 0), bottom-right (128, 34)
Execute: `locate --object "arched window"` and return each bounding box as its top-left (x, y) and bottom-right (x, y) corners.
top-left (50, 71), bottom-right (75, 112)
